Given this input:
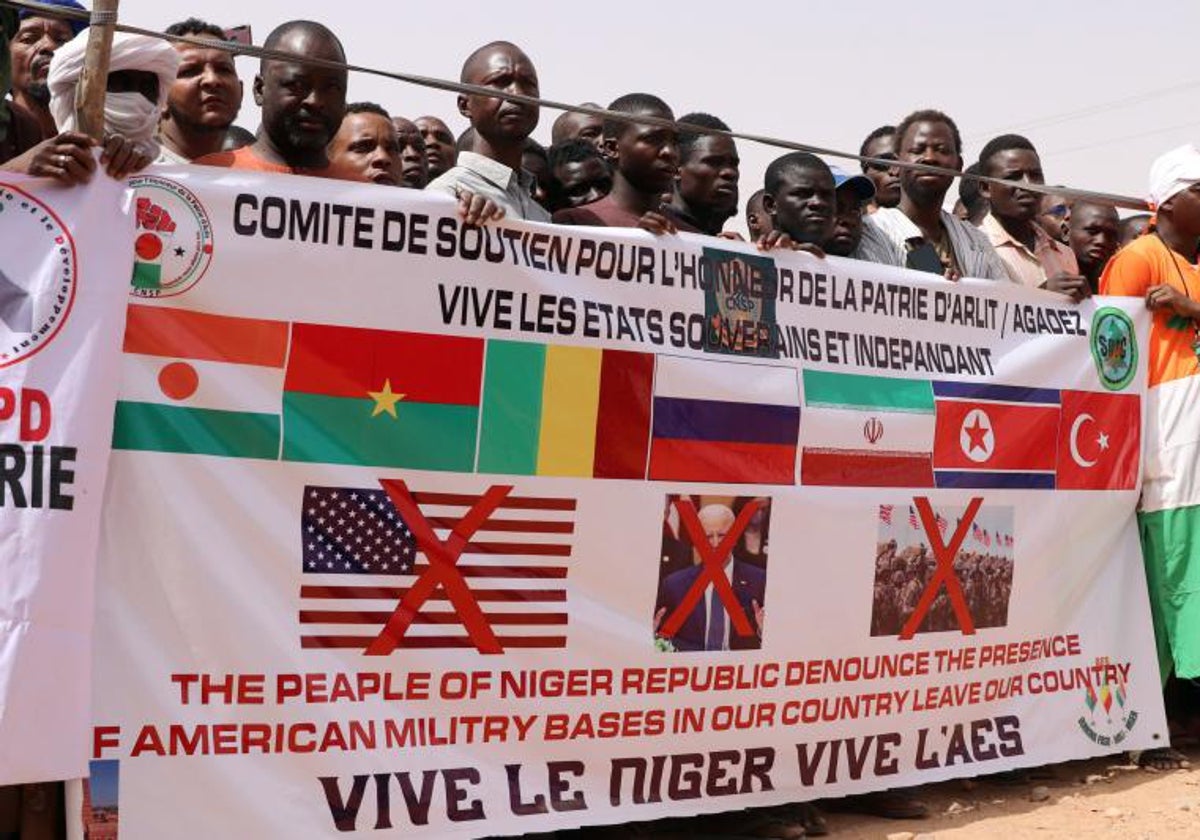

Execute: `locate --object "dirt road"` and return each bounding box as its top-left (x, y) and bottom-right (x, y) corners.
top-left (823, 744), bottom-right (1200, 839)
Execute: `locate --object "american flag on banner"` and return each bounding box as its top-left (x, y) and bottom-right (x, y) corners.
top-left (879, 504), bottom-right (893, 526)
top-left (908, 506), bottom-right (918, 529)
top-left (299, 485), bottom-right (576, 651)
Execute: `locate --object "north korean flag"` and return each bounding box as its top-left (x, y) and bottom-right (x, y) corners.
top-left (932, 382), bottom-right (1060, 488)
top-left (1056, 390), bottom-right (1140, 490)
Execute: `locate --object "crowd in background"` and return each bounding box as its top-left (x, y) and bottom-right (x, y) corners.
top-left (0, 3), bottom-right (1153, 297)
top-left (871, 541), bottom-right (1014, 637)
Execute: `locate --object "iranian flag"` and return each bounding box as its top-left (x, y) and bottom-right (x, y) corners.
top-left (800, 369), bottom-right (935, 487)
top-left (113, 304), bottom-right (288, 459)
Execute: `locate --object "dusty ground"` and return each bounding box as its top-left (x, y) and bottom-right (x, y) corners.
top-left (820, 742), bottom-right (1200, 839)
top-left (519, 742), bottom-right (1200, 839)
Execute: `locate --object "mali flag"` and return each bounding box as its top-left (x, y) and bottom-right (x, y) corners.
top-left (477, 340), bottom-right (653, 479)
top-left (282, 324), bottom-right (483, 471)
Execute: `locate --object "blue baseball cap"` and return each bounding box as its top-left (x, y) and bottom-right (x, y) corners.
top-left (829, 163), bottom-right (875, 201)
top-left (18, 0), bottom-right (88, 36)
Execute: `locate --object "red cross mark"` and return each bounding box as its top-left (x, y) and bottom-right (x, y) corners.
top-left (658, 499), bottom-right (761, 641)
top-left (899, 496), bottom-right (982, 640)
top-left (365, 480), bottom-right (512, 656)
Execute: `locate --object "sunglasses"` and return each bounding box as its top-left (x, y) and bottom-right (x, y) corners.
top-left (1042, 204), bottom-right (1070, 218)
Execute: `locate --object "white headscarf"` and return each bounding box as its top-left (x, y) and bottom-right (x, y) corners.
top-left (47, 31), bottom-right (179, 154)
top-left (1148, 143), bottom-right (1200, 209)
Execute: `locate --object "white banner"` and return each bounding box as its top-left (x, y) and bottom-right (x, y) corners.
top-left (82, 168), bottom-right (1163, 837)
top-left (0, 172), bottom-right (132, 784)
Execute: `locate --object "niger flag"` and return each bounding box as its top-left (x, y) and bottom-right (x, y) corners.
top-left (114, 305), bottom-right (287, 459)
top-left (281, 324), bottom-right (483, 471)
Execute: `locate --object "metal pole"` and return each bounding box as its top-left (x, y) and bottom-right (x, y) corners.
top-left (74, 0), bottom-right (118, 141)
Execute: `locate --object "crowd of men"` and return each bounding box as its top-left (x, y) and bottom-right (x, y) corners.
top-left (0, 4), bottom-right (1151, 297)
top-left (871, 540), bottom-right (1015, 637)
top-left (1, 3), bottom-right (1198, 838)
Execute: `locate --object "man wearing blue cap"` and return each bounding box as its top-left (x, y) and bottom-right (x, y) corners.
top-left (10, 0), bottom-right (85, 140)
top-left (826, 165), bottom-right (875, 257)
top-left (822, 164), bottom-right (903, 265)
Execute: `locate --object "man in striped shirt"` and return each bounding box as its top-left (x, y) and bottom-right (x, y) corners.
top-left (870, 110), bottom-right (1011, 282)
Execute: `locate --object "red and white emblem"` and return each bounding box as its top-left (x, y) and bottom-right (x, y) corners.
top-left (959, 408), bottom-right (994, 463)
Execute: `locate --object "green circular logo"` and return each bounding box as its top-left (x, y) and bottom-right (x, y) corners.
top-left (1091, 307), bottom-right (1137, 391)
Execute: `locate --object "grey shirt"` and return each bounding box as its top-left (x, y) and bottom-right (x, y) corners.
top-left (426, 150), bottom-right (551, 222)
top-left (852, 215), bottom-right (904, 266)
top-left (868, 207), bottom-right (1013, 281)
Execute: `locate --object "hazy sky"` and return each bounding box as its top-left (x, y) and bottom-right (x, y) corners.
top-left (120, 0), bottom-right (1200, 212)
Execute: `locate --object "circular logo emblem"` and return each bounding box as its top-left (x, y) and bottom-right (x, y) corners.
top-left (128, 175), bottom-right (214, 298)
top-left (1090, 307), bottom-right (1137, 391)
top-left (0, 183), bottom-right (77, 368)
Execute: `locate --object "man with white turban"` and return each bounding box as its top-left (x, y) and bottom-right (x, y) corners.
top-left (1101, 143), bottom-right (1200, 771)
top-left (44, 30), bottom-right (178, 177)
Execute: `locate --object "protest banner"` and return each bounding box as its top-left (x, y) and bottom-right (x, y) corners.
top-left (79, 167), bottom-right (1163, 837)
top-left (0, 173), bottom-right (133, 785)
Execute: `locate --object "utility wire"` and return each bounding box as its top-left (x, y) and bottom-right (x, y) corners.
top-left (0, 0), bottom-right (1152, 210)
top-left (968, 79), bottom-right (1200, 141)
top-left (1042, 119), bottom-right (1200, 159)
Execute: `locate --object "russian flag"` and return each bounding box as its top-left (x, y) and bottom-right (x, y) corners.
top-left (648, 355), bottom-right (800, 484)
top-left (932, 381), bottom-right (1060, 489)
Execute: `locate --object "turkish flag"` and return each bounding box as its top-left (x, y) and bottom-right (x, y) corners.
top-left (933, 400), bottom-right (1059, 471)
top-left (1056, 391), bottom-right (1140, 490)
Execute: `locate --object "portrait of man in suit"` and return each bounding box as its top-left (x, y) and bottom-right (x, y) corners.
top-left (654, 498), bottom-right (769, 652)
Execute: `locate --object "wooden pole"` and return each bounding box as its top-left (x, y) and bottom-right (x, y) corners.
top-left (74, 0), bottom-right (119, 141)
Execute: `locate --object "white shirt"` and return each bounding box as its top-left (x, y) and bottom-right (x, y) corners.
top-left (153, 144), bottom-right (189, 165)
top-left (426, 151), bottom-right (550, 222)
top-left (870, 207), bottom-right (1014, 282)
top-left (702, 558), bottom-right (736, 651)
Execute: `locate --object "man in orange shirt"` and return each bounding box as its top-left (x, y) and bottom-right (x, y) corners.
top-left (1101, 143), bottom-right (1200, 771)
top-left (197, 20), bottom-right (346, 175)
top-left (1102, 147), bottom-right (1200, 387)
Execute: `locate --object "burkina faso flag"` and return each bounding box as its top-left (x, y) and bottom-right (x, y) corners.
top-left (282, 324), bottom-right (484, 472)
